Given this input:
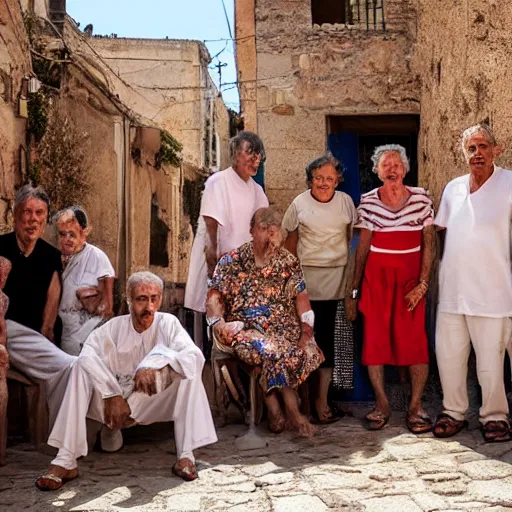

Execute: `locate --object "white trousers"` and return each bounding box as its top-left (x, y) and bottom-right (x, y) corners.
top-left (436, 312), bottom-right (511, 424)
top-left (47, 356), bottom-right (218, 470)
top-left (6, 320), bottom-right (76, 427)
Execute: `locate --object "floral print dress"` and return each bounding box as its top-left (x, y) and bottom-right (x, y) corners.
top-left (209, 242), bottom-right (323, 393)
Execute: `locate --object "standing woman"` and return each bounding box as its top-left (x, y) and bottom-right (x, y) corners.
top-left (346, 144), bottom-right (435, 433)
top-left (283, 152), bottom-right (357, 423)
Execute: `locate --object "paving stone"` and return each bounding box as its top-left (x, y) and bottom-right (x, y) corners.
top-left (421, 473), bottom-right (463, 482)
top-left (412, 492), bottom-right (448, 512)
top-left (363, 461), bottom-right (417, 481)
top-left (467, 478), bottom-right (512, 506)
top-left (272, 494), bottom-right (329, 512)
top-left (305, 471), bottom-right (374, 490)
top-left (459, 459), bottom-right (512, 480)
top-left (428, 480), bottom-right (468, 496)
top-left (240, 461), bottom-right (281, 477)
top-left (264, 480), bottom-right (313, 497)
top-left (314, 489), bottom-right (365, 510)
top-left (361, 495), bottom-right (423, 512)
top-left (255, 471), bottom-right (294, 486)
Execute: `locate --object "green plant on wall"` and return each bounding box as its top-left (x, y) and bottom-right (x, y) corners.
top-left (155, 130), bottom-right (183, 169)
top-left (34, 109), bottom-right (91, 212)
top-left (27, 90), bottom-right (49, 143)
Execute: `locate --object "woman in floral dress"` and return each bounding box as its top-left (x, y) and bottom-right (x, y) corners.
top-left (207, 207), bottom-right (323, 436)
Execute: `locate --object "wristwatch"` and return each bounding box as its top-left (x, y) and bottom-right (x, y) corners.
top-left (351, 288), bottom-right (359, 300)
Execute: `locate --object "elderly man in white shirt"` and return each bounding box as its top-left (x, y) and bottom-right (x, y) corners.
top-left (36, 271), bottom-right (217, 491)
top-left (185, 131), bottom-right (269, 315)
top-left (433, 123), bottom-right (512, 443)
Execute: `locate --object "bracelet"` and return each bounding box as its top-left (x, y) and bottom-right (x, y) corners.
top-left (419, 279), bottom-right (429, 289)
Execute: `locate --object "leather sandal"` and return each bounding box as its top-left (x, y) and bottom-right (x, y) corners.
top-left (433, 413), bottom-right (468, 438)
top-left (172, 458), bottom-right (198, 482)
top-left (365, 409), bottom-right (389, 431)
top-left (481, 420), bottom-right (511, 443)
top-left (35, 467), bottom-right (78, 491)
top-left (406, 412), bottom-right (433, 434)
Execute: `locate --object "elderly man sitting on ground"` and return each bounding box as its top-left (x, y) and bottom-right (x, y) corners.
top-left (36, 271), bottom-right (217, 490)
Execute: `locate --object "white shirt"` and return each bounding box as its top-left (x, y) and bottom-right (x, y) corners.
top-left (60, 243), bottom-right (115, 355)
top-left (435, 166), bottom-right (512, 317)
top-left (184, 167), bottom-right (268, 312)
top-left (282, 190), bottom-right (356, 300)
top-left (80, 312), bottom-right (204, 399)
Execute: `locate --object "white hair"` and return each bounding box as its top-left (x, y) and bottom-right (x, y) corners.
top-left (461, 123), bottom-right (497, 159)
top-left (126, 271), bottom-right (163, 302)
top-left (371, 144), bottom-right (410, 174)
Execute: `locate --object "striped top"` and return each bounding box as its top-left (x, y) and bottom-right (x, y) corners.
top-left (355, 186), bottom-right (434, 232)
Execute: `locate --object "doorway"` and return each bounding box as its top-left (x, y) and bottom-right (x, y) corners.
top-left (327, 114), bottom-right (420, 206)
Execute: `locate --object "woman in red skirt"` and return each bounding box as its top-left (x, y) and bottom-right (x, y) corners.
top-left (346, 144), bottom-right (435, 433)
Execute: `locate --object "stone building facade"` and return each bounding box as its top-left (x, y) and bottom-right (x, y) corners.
top-left (0, 0), bottom-right (32, 231)
top-left (88, 37), bottom-right (230, 173)
top-left (236, 0), bottom-right (512, 208)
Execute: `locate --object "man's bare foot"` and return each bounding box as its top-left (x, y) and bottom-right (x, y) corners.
top-left (35, 464), bottom-right (78, 491)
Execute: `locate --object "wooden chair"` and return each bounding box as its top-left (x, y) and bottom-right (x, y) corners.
top-left (210, 329), bottom-right (267, 450)
top-left (5, 368), bottom-right (49, 452)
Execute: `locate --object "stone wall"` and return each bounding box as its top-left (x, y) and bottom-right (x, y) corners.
top-left (237, 0), bottom-right (420, 211)
top-left (0, 0), bottom-right (31, 231)
top-left (415, 0), bottom-right (512, 204)
top-left (88, 37), bottom-right (230, 173)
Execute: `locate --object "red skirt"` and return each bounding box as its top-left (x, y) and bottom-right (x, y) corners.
top-left (359, 230), bottom-right (429, 366)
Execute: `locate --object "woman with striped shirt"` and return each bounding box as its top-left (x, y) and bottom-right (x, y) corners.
top-left (346, 144), bottom-right (435, 433)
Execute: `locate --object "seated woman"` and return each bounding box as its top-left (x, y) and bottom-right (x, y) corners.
top-left (54, 206), bottom-right (115, 355)
top-left (207, 207), bottom-right (323, 437)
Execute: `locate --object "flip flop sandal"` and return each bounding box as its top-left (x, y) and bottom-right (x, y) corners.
top-left (311, 411), bottom-right (341, 425)
top-left (406, 413), bottom-right (433, 434)
top-left (172, 461), bottom-right (198, 482)
top-left (432, 413), bottom-right (468, 438)
top-left (480, 421), bottom-right (512, 443)
top-left (365, 410), bottom-right (389, 431)
top-left (35, 468), bottom-right (78, 491)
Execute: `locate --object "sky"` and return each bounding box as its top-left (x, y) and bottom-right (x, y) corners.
top-left (66, 0), bottom-right (239, 111)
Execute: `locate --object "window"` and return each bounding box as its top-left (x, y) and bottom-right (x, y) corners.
top-left (311, 0), bottom-right (350, 25)
top-left (311, 0), bottom-right (385, 31)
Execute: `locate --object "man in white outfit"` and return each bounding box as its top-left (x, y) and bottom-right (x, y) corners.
top-left (36, 271), bottom-right (217, 490)
top-left (185, 131), bottom-right (268, 318)
top-left (433, 123), bottom-right (512, 442)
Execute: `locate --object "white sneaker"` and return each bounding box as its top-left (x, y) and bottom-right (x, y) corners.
top-left (100, 426), bottom-right (124, 452)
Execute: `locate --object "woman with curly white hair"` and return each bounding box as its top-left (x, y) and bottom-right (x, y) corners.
top-left (346, 144), bottom-right (435, 433)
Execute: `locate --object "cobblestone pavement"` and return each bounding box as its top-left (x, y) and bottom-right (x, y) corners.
top-left (2, 405), bottom-right (512, 512)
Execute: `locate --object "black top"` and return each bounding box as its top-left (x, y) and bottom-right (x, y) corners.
top-left (0, 232), bottom-right (62, 333)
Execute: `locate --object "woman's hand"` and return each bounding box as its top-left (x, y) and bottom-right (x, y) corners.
top-left (404, 283), bottom-right (427, 312)
top-left (345, 297), bottom-right (358, 322)
top-left (298, 323), bottom-right (314, 349)
top-left (213, 319), bottom-right (241, 346)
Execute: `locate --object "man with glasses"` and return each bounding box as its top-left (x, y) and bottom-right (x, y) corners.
top-left (184, 132), bottom-right (269, 336)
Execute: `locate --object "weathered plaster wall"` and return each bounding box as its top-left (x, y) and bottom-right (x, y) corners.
top-left (0, 0), bottom-right (31, 231)
top-left (88, 37), bottom-right (229, 172)
top-left (415, 0), bottom-right (512, 204)
top-left (237, 0), bottom-right (419, 211)
top-left (57, 66), bottom-right (122, 273)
